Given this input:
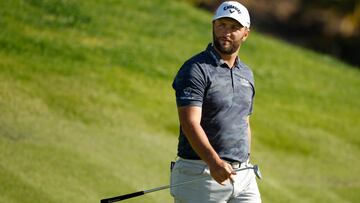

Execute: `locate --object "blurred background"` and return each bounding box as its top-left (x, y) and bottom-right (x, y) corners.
top-left (185, 0), bottom-right (360, 67)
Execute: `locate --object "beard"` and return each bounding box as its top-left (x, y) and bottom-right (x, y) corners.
top-left (213, 31), bottom-right (240, 55)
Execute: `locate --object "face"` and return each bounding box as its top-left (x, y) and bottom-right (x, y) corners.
top-left (213, 18), bottom-right (249, 55)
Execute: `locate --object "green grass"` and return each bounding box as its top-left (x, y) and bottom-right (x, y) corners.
top-left (0, 0), bottom-right (359, 203)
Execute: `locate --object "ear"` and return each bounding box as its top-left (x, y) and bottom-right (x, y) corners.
top-left (241, 29), bottom-right (250, 42)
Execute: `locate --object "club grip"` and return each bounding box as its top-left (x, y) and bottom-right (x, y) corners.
top-left (100, 191), bottom-right (145, 203)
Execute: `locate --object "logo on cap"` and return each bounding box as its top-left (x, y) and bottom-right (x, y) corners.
top-left (223, 5), bottom-right (241, 14)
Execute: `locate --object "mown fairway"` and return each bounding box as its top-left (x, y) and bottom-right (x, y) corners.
top-left (0, 0), bottom-right (359, 203)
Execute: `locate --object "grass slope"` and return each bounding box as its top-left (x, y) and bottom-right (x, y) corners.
top-left (0, 0), bottom-right (359, 203)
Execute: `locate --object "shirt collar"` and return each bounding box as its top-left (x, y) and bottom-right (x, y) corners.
top-left (206, 43), bottom-right (240, 69)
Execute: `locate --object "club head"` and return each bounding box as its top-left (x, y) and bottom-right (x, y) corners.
top-left (253, 165), bottom-right (262, 180)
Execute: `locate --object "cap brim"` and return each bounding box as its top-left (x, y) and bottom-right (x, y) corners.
top-left (212, 15), bottom-right (248, 28)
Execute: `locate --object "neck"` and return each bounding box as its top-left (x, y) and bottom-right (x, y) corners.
top-left (214, 48), bottom-right (239, 68)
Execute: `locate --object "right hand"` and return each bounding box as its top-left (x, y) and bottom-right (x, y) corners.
top-left (208, 159), bottom-right (236, 185)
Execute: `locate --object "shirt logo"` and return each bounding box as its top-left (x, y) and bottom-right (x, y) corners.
top-left (179, 87), bottom-right (194, 100)
top-left (183, 87), bottom-right (192, 96)
top-left (240, 78), bottom-right (251, 87)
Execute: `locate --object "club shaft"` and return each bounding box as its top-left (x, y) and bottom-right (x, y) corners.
top-left (100, 166), bottom-right (257, 203)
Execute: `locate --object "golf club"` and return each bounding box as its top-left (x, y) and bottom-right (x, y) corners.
top-left (100, 165), bottom-right (261, 203)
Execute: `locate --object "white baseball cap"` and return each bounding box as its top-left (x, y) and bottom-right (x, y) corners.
top-left (213, 1), bottom-right (251, 28)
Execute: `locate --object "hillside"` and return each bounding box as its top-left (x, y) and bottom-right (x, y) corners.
top-left (0, 0), bottom-right (359, 203)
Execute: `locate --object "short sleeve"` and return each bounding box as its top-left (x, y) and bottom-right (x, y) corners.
top-left (248, 82), bottom-right (255, 115)
top-left (172, 63), bottom-right (206, 107)
top-left (247, 73), bottom-right (255, 115)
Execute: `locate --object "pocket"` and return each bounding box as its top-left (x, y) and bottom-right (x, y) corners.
top-left (170, 160), bottom-right (206, 198)
top-left (178, 161), bottom-right (206, 176)
top-left (170, 168), bottom-right (177, 197)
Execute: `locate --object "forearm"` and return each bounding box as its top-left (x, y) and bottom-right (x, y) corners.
top-left (180, 120), bottom-right (221, 166)
top-left (178, 106), bottom-right (221, 165)
top-left (247, 116), bottom-right (251, 154)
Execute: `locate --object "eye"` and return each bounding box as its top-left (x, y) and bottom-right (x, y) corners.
top-left (217, 23), bottom-right (226, 29)
top-left (232, 25), bottom-right (242, 31)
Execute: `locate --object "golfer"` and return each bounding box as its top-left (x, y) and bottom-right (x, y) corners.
top-left (171, 1), bottom-right (261, 203)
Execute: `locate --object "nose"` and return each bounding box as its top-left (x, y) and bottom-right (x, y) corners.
top-left (221, 25), bottom-right (232, 37)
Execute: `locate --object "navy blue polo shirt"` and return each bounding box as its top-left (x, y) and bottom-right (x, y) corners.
top-left (172, 43), bottom-right (255, 163)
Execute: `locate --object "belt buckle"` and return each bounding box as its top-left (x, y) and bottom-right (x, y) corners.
top-left (231, 162), bottom-right (241, 169)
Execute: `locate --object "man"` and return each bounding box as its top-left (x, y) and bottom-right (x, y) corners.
top-left (170, 1), bottom-right (261, 203)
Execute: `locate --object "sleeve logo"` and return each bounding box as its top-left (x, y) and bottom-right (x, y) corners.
top-left (183, 87), bottom-right (192, 96)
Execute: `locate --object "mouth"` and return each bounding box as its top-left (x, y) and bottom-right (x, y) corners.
top-left (219, 37), bottom-right (232, 45)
